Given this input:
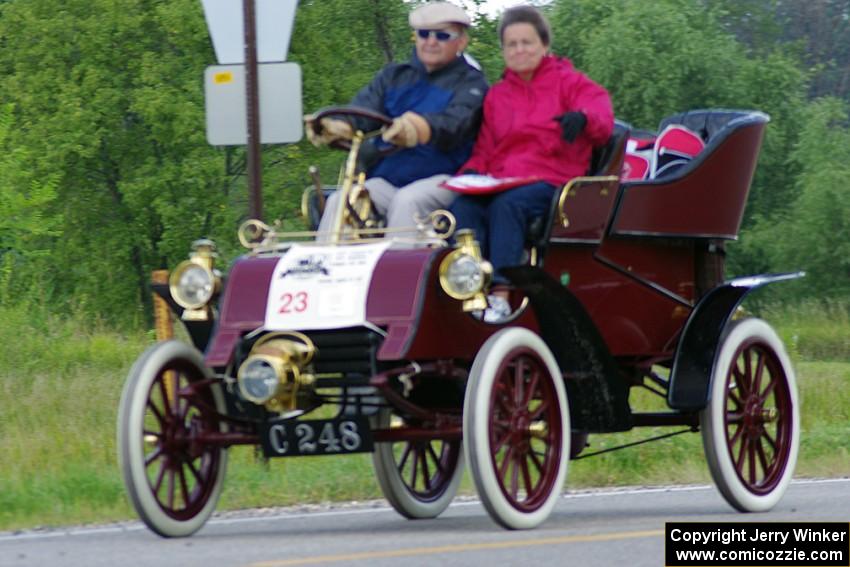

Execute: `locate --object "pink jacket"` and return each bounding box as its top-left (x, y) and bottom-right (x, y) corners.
top-left (461, 55), bottom-right (614, 186)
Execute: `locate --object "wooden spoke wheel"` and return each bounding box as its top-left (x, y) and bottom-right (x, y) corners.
top-left (117, 341), bottom-right (228, 537)
top-left (372, 409), bottom-right (463, 519)
top-left (464, 328), bottom-right (570, 529)
top-left (700, 318), bottom-right (799, 512)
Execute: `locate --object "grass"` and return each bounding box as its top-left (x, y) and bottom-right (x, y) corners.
top-left (567, 359), bottom-right (850, 487)
top-left (761, 299), bottom-right (850, 361)
top-left (1, 301), bottom-right (849, 532)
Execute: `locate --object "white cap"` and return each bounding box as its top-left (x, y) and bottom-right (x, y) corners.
top-left (409, 2), bottom-right (471, 29)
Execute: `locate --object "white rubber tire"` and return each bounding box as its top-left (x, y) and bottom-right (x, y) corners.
top-left (464, 328), bottom-right (570, 529)
top-left (117, 340), bottom-right (228, 537)
top-left (372, 409), bottom-right (464, 519)
top-left (700, 318), bottom-right (799, 512)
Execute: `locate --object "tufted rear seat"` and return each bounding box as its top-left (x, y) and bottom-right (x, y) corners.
top-left (610, 109), bottom-right (770, 240)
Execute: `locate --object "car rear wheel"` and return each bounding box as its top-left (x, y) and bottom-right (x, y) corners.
top-left (372, 409), bottom-right (464, 519)
top-left (117, 340), bottom-right (228, 537)
top-left (700, 318), bottom-right (799, 512)
top-left (464, 328), bottom-right (570, 529)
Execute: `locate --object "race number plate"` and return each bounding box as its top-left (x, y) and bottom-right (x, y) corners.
top-left (264, 242), bottom-right (391, 331)
top-left (260, 416), bottom-right (374, 458)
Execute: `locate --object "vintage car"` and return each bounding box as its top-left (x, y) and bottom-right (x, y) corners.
top-left (117, 106), bottom-right (802, 537)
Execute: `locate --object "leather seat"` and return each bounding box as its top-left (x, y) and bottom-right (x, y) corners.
top-left (525, 121), bottom-right (631, 257)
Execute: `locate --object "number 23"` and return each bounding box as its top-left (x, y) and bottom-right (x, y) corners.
top-left (279, 291), bottom-right (308, 314)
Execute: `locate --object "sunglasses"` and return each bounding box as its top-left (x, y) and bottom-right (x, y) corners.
top-left (416, 29), bottom-right (460, 42)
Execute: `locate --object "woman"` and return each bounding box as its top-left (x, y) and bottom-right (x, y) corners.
top-left (449, 5), bottom-right (613, 319)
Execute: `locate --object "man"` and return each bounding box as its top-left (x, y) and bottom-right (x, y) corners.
top-left (305, 1), bottom-right (487, 239)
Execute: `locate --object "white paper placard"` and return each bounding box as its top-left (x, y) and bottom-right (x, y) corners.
top-left (264, 242), bottom-right (391, 331)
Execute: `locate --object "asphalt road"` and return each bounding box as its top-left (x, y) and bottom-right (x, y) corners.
top-left (2, 478), bottom-right (848, 567)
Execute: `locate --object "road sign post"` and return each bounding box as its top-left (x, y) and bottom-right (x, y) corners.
top-left (243, 0), bottom-right (262, 220)
top-left (201, 0), bottom-right (301, 221)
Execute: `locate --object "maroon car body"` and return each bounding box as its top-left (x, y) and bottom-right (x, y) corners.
top-left (117, 108), bottom-right (802, 537)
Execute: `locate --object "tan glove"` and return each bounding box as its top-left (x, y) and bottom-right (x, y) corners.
top-left (303, 115), bottom-right (353, 147)
top-left (382, 111), bottom-right (431, 148)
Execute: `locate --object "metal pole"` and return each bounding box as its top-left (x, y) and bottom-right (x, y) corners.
top-left (151, 270), bottom-right (174, 342)
top-left (151, 270), bottom-right (175, 405)
top-left (243, 0), bottom-right (263, 220)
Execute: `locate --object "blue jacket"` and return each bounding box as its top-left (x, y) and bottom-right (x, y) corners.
top-left (349, 51), bottom-right (488, 187)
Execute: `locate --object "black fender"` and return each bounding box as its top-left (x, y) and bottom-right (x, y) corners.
top-left (152, 283), bottom-right (215, 352)
top-left (668, 271), bottom-right (804, 411)
top-left (502, 266), bottom-right (633, 432)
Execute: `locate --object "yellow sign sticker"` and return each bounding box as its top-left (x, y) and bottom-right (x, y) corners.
top-left (213, 71), bottom-right (234, 85)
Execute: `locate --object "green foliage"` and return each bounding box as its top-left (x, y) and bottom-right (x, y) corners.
top-left (552, 0), bottom-right (735, 126)
top-left (732, 50), bottom-right (808, 222)
top-left (0, 0), bottom-right (235, 325)
top-left (709, 0), bottom-right (850, 101)
top-left (0, 0), bottom-right (845, 316)
top-left (545, 0), bottom-right (846, 294)
top-left (0, 104), bottom-right (62, 250)
top-left (782, 98), bottom-right (850, 299)
top-left (0, 0), bottom-right (419, 324)
top-left (463, 4), bottom-right (503, 83)
top-left (0, 103), bottom-right (63, 302)
top-left (294, 0), bottom-right (410, 106)
top-left (734, 98), bottom-right (850, 298)
top-left (548, 0), bottom-right (810, 232)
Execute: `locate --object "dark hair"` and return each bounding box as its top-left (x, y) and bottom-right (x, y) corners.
top-left (499, 5), bottom-right (551, 47)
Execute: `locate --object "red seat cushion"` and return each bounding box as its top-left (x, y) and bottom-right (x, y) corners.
top-left (621, 152), bottom-right (651, 181)
top-left (651, 125), bottom-right (705, 178)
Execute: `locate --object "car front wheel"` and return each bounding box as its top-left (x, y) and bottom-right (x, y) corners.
top-left (464, 328), bottom-right (570, 529)
top-left (117, 340), bottom-right (228, 537)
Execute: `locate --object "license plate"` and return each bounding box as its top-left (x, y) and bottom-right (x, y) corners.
top-left (260, 416), bottom-right (373, 457)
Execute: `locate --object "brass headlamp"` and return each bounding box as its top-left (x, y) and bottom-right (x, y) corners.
top-left (438, 229), bottom-right (492, 311)
top-left (169, 239), bottom-right (221, 321)
top-left (237, 332), bottom-right (317, 413)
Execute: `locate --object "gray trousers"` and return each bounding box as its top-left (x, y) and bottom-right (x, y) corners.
top-left (317, 174), bottom-right (457, 241)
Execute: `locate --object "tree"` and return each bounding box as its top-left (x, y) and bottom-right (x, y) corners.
top-left (0, 104), bottom-right (62, 301)
top-left (710, 0), bottom-right (850, 101)
top-left (0, 0), bottom-right (232, 323)
top-left (549, 0), bottom-right (809, 225)
top-left (0, 0), bottom-right (843, 320)
top-left (736, 98), bottom-right (850, 298)
top-left (0, 0), bottom-right (415, 324)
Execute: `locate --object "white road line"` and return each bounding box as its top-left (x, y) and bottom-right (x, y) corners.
top-left (1, 478), bottom-right (846, 542)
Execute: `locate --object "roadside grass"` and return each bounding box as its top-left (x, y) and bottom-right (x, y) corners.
top-left (761, 300), bottom-right (850, 362)
top-left (568, 359), bottom-right (850, 487)
top-left (1, 302), bottom-right (848, 531)
top-left (0, 306), bottom-right (149, 529)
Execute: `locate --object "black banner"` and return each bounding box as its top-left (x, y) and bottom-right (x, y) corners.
top-left (665, 522), bottom-right (849, 566)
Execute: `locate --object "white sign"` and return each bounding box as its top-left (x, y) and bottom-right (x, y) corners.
top-left (201, 0), bottom-right (299, 64)
top-left (205, 62), bottom-right (303, 145)
top-left (264, 242), bottom-right (391, 331)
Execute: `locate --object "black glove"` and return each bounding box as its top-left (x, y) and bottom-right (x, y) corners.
top-left (554, 111), bottom-right (587, 142)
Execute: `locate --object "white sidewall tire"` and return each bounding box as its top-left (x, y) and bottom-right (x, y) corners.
top-left (371, 409), bottom-right (464, 519)
top-left (700, 318), bottom-right (799, 512)
top-left (117, 340), bottom-right (228, 537)
top-left (464, 328), bottom-right (570, 529)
